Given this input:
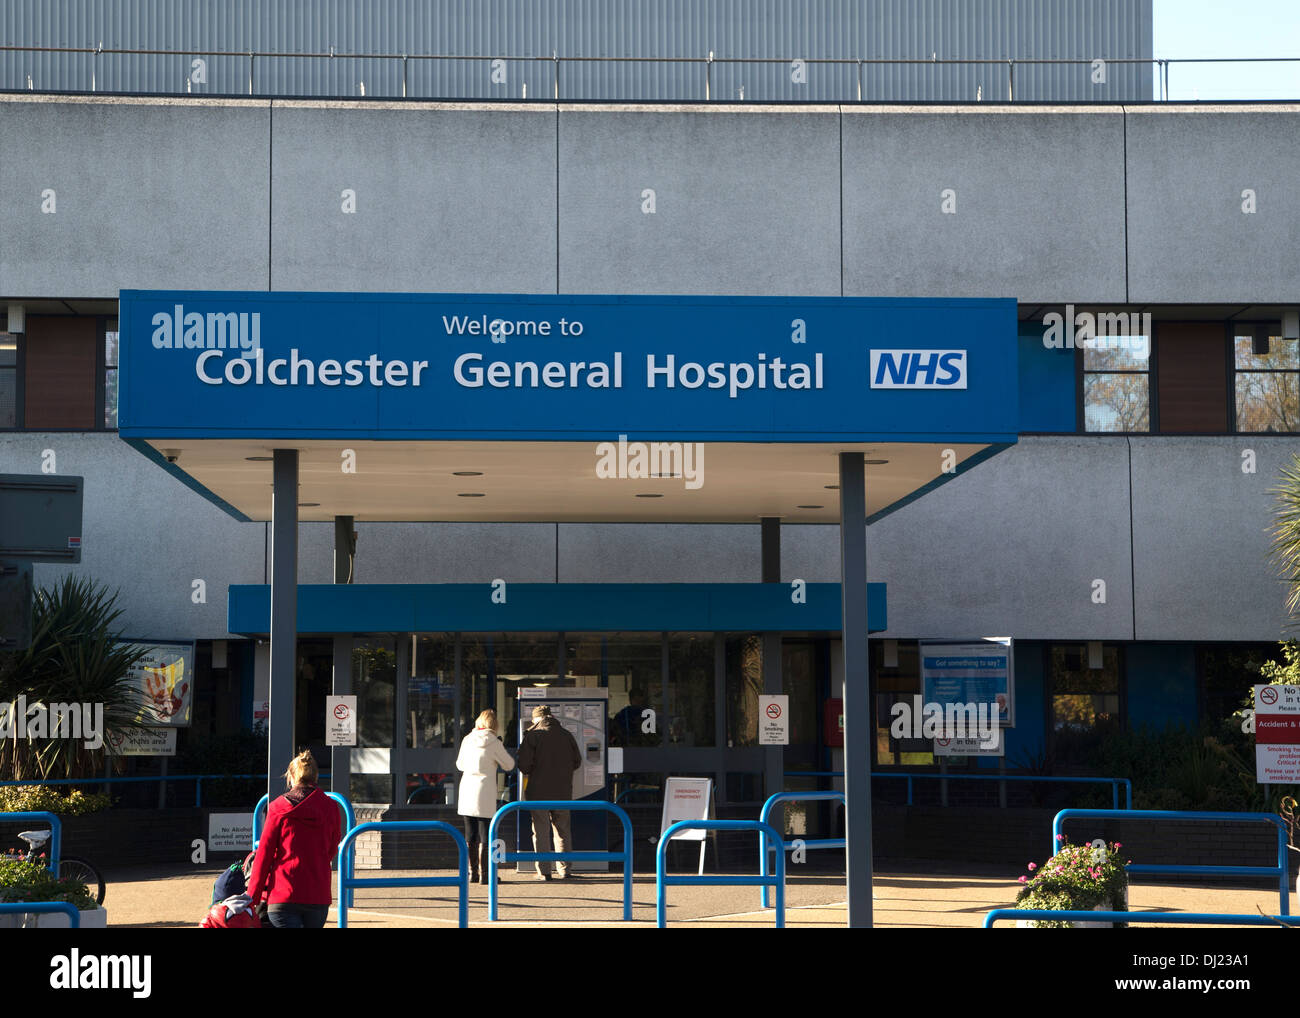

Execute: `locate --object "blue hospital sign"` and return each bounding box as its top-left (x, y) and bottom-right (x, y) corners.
top-left (118, 292), bottom-right (1018, 443)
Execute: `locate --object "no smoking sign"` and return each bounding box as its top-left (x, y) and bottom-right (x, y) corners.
top-left (326, 695), bottom-right (357, 747)
top-left (759, 695), bottom-right (789, 745)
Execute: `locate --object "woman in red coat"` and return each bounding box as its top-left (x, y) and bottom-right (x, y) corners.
top-left (246, 750), bottom-right (341, 928)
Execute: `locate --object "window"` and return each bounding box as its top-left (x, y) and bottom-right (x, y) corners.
top-left (104, 324), bottom-right (119, 429)
top-left (410, 633), bottom-right (455, 749)
top-left (872, 640), bottom-right (933, 766)
top-left (1233, 326), bottom-right (1298, 433)
top-left (724, 633), bottom-right (763, 747)
top-left (0, 333), bottom-right (17, 428)
top-left (666, 633), bottom-right (715, 747)
top-left (350, 638), bottom-right (397, 804)
top-left (1082, 334), bottom-right (1151, 432)
top-left (1048, 643), bottom-right (1120, 733)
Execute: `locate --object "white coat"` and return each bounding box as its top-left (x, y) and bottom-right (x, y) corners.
top-left (456, 727), bottom-right (515, 818)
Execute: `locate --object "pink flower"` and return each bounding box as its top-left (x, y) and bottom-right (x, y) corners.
top-left (1056, 834), bottom-right (1065, 841)
top-left (1018, 875), bottom-right (1027, 884)
top-left (1114, 843), bottom-right (1121, 849)
top-left (1028, 862), bottom-right (1037, 870)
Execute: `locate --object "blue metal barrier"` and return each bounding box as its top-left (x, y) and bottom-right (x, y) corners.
top-left (336, 820), bottom-right (469, 928)
top-left (0, 901), bottom-right (81, 927)
top-left (656, 819), bottom-right (786, 928)
top-left (1053, 808), bottom-right (1290, 916)
top-left (0, 810), bottom-right (61, 873)
top-left (758, 791), bottom-right (845, 908)
top-left (986, 908), bottom-right (1293, 928)
top-left (487, 800), bottom-right (634, 921)
top-left (786, 772), bottom-right (1133, 810)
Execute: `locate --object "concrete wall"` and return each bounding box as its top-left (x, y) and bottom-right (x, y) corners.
top-left (1125, 106), bottom-right (1300, 304)
top-left (0, 96), bottom-right (270, 296)
top-left (558, 106), bottom-right (841, 296)
top-left (842, 108), bottom-right (1127, 303)
top-left (269, 102), bottom-right (557, 293)
top-left (3, 432), bottom-right (1293, 644)
top-left (2, 97), bottom-right (1298, 644)
top-left (4, 96), bottom-right (1298, 303)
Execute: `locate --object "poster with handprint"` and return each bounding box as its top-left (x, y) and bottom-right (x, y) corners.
top-left (123, 641), bottom-right (195, 726)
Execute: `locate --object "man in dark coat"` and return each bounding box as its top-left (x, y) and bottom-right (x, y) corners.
top-left (516, 704), bottom-right (582, 880)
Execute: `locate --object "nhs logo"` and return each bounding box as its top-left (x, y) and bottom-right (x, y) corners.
top-left (869, 349), bottom-right (967, 390)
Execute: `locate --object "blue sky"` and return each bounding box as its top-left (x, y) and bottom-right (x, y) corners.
top-left (1155, 0), bottom-right (1300, 98)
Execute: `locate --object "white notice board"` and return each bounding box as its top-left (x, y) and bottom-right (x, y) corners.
top-left (659, 777), bottom-right (713, 875)
top-left (660, 776), bottom-right (712, 834)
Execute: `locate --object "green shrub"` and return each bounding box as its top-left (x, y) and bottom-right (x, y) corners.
top-left (0, 857), bottom-right (97, 910)
top-left (0, 785), bottom-right (111, 816)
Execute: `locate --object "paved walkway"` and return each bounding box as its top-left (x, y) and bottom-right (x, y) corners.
top-left (99, 863), bottom-right (1289, 928)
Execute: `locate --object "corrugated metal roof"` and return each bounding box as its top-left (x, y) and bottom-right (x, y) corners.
top-left (1, 0), bottom-right (1153, 100)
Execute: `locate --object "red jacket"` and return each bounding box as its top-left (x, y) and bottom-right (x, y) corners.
top-left (246, 786), bottom-right (341, 906)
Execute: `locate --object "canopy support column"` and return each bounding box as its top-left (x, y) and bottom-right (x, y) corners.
top-left (267, 449), bottom-right (299, 803)
top-left (332, 515), bottom-right (354, 797)
top-left (761, 516), bottom-right (783, 800)
top-left (839, 452), bottom-right (873, 928)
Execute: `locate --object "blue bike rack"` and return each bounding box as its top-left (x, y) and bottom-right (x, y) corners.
top-left (487, 800), bottom-right (634, 922)
top-left (0, 901), bottom-right (80, 927)
top-left (758, 791), bottom-right (845, 908)
top-left (1, 810), bottom-right (61, 874)
top-left (986, 908), bottom-right (1295, 928)
top-left (1053, 808), bottom-right (1290, 916)
top-left (656, 819), bottom-right (786, 928)
top-left (336, 821), bottom-right (469, 929)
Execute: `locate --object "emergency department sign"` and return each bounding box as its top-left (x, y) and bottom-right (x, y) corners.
top-left (118, 291), bottom-right (1019, 444)
top-left (1255, 684), bottom-right (1300, 783)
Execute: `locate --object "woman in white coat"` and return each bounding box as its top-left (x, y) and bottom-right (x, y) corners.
top-left (456, 708), bottom-right (515, 884)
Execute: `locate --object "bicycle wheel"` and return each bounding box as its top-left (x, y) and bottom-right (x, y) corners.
top-left (58, 857), bottom-right (105, 906)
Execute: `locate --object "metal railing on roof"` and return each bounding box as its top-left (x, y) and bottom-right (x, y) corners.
top-left (0, 45), bottom-right (1296, 102)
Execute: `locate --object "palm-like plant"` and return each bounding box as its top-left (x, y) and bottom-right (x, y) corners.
top-left (1269, 454), bottom-right (1300, 627)
top-left (0, 576), bottom-right (151, 780)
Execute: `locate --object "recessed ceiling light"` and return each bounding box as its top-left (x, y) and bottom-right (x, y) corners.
top-left (245, 455), bottom-right (274, 462)
top-left (864, 459), bottom-right (890, 465)
top-left (452, 471), bottom-right (483, 476)
top-left (635, 493), bottom-right (664, 498)
top-left (649, 472), bottom-right (680, 478)
top-left (457, 492), bottom-right (486, 497)
top-left (797, 504), bottom-right (824, 510)
top-left (297, 502), bottom-right (320, 507)
top-left (824, 484), bottom-right (840, 490)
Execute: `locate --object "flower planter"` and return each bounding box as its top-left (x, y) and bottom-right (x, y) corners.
top-left (1015, 837), bottom-right (1130, 927)
top-left (1016, 886), bottom-right (1128, 928)
top-left (0, 907), bottom-right (107, 929)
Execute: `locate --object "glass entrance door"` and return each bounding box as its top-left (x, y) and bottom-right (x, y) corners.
top-left (402, 633), bottom-right (458, 805)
